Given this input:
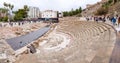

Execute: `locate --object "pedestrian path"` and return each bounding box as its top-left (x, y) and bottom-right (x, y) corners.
top-left (109, 34), bottom-right (120, 63)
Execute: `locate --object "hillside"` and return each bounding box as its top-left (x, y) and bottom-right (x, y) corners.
top-left (81, 0), bottom-right (107, 16)
top-left (81, 0), bottom-right (120, 16)
top-left (108, 2), bottom-right (120, 15)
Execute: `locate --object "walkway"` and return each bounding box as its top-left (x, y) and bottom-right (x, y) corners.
top-left (109, 33), bottom-right (120, 63)
top-left (5, 25), bottom-right (50, 51)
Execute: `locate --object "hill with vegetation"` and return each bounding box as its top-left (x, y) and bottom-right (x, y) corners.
top-left (108, 1), bottom-right (120, 15)
top-left (95, 0), bottom-right (120, 16)
top-left (81, 0), bottom-right (120, 16)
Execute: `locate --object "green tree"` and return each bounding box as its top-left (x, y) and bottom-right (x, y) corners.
top-left (63, 6), bottom-right (82, 17)
top-left (75, 9), bottom-right (79, 14)
top-left (3, 2), bottom-right (8, 8)
top-left (69, 11), bottom-right (73, 16)
top-left (2, 16), bottom-right (8, 22)
top-left (14, 9), bottom-right (28, 21)
top-left (11, 5), bottom-right (14, 10)
top-left (3, 2), bottom-right (14, 21)
top-left (14, 5), bottom-right (29, 21)
top-left (0, 8), bottom-right (8, 13)
top-left (63, 11), bottom-right (68, 17)
top-left (78, 7), bottom-right (82, 13)
top-left (0, 8), bottom-right (8, 22)
top-left (24, 5), bottom-right (29, 11)
top-left (24, 5), bottom-right (29, 18)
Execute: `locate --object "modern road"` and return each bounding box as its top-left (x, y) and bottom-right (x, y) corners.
top-left (6, 25), bottom-right (50, 51)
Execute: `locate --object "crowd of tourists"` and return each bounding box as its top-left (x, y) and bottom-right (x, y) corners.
top-left (0, 20), bottom-right (42, 27)
top-left (85, 15), bottom-right (120, 26)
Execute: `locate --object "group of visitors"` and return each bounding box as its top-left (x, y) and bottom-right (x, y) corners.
top-left (86, 16), bottom-right (106, 22)
top-left (85, 15), bottom-right (120, 27)
top-left (94, 16), bottom-right (106, 22)
top-left (0, 20), bottom-right (42, 27)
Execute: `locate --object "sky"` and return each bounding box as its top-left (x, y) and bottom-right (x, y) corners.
top-left (0, 0), bottom-right (101, 11)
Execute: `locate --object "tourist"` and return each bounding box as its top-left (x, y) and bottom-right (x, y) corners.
top-left (99, 17), bottom-right (102, 21)
top-left (22, 21), bottom-right (24, 25)
top-left (93, 17), bottom-right (96, 21)
top-left (111, 17), bottom-right (116, 26)
top-left (18, 22), bottom-right (20, 26)
top-left (118, 16), bottom-right (120, 27)
top-left (86, 17), bottom-right (89, 21)
top-left (9, 22), bottom-right (13, 26)
top-left (94, 17), bottom-right (99, 22)
top-left (102, 17), bottom-right (106, 22)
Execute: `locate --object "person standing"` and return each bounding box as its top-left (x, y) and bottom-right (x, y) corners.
top-left (112, 17), bottom-right (116, 26)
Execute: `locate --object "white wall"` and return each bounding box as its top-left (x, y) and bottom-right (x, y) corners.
top-left (41, 10), bottom-right (57, 18)
top-left (59, 12), bottom-right (63, 18)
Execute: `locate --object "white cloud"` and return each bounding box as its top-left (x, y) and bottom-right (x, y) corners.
top-left (0, 0), bottom-right (101, 11)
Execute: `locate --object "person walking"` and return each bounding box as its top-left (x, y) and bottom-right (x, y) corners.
top-left (118, 17), bottom-right (120, 27)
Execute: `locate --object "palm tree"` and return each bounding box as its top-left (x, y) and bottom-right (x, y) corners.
top-left (3, 2), bottom-right (14, 21)
top-left (11, 5), bottom-right (14, 10)
top-left (10, 5), bottom-right (14, 20)
top-left (8, 4), bottom-right (11, 9)
top-left (3, 2), bottom-right (8, 20)
top-left (3, 2), bottom-right (7, 8)
top-left (24, 5), bottom-right (29, 11)
top-left (24, 5), bottom-right (29, 18)
top-left (3, 2), bottom-right (9, 15)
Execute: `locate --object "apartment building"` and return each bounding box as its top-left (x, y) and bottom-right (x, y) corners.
top-left (27, 6), bottom-right (40, 19)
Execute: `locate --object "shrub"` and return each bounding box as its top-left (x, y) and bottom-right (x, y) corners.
top-left (95, 7), bottom-right (108, 15)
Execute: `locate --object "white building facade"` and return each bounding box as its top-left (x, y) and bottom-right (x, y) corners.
top-left (28, 6), bottom-right (40, 19)
top-left (58, 12), bottom-right (63, 18)
top-left (41, 10), bottom-right (58, 18)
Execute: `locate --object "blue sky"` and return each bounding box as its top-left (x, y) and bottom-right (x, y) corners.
top-left (0, 0), bottom-right (101, 11)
